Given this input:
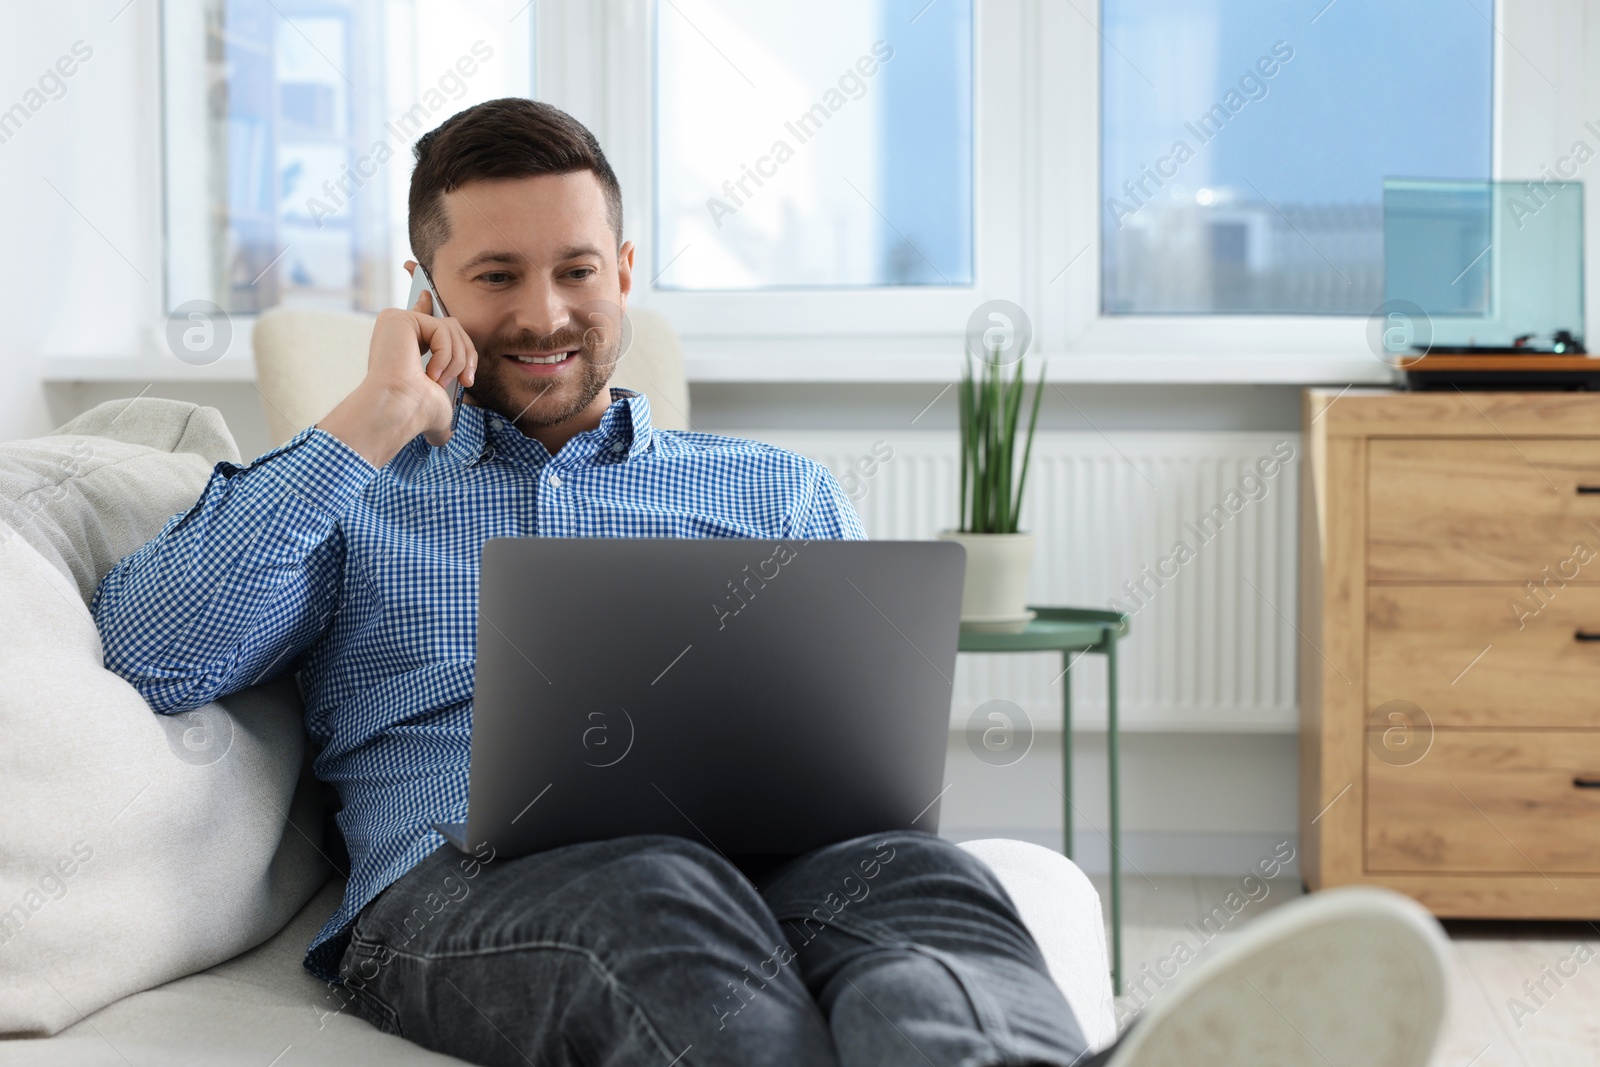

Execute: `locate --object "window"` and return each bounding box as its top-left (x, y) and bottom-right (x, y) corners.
top-left (162, 0), bottom-right (534, 316)
top-left (651, 0), bottom-right (973, 290)
top-left (152, 0), bottom-right (1579, 377)
top-left (1099, 0), bottom-right (1494, 315)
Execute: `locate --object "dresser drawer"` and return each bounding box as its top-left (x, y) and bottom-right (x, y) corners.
top-left (1368, 438), bottom-right (1600, 581)
top-left (1367, 730), bottom-right (1600, 873)
top-left (1368, 585), bottom-right (1600, 727)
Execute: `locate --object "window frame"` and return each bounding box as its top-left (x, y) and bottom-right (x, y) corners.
top-left (158, 0), bottom-right (538, 332)
top-left (540, 0), bottom-right (1021, 379)
top-left (1036, 0), bottom-right (1532, 381)
top-left (155, 0), bottom-right (1595, 383)
top-left (539, 0), bottom-right (1582, 383)
top-left (1034, 0), bottom-right (1600, 382)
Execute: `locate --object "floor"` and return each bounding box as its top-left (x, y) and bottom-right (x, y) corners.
top-left (1088, 874), bottom-right (1600, 1066)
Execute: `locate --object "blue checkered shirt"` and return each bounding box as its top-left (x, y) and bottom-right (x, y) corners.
top-left (90, 389), bottom-right (865, 982)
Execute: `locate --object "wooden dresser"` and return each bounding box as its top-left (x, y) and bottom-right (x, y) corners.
top-left (1301, 387), bottom-right (1600, 917)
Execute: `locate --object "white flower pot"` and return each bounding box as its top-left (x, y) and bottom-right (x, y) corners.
top-left (937, 530), bottom-right (1037, 633)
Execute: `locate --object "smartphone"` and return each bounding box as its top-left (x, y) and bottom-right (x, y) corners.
top-left (405, 265), bottom-right (466, 439)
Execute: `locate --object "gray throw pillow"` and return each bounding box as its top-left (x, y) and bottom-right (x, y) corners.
top-left (0, 397), bottom-right (240, 603)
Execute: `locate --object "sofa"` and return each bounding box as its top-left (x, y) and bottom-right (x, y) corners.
top-left (0, 351), bottom-right (1116, 1062)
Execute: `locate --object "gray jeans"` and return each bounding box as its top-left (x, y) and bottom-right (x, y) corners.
top-left (337, 830), bottom-right (1111, 1067)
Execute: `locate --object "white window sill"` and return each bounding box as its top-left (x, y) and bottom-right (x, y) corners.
top-left (682, 346), bottom-right (1399, 385)
top-left (43, 356), bottom-right (258, 383)
top-left (43, 351), bottom-right (1398, 386)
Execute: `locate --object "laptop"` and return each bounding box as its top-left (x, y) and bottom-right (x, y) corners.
top-left (433, 537), bottom-right (965, 859)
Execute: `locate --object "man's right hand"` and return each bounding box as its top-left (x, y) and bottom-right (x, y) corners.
top-left (316, 274), bottom-right (480, 468)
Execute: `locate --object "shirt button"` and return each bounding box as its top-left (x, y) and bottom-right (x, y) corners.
top-left (548, 473), bottom-right (563, 488)
top-left (610, 441), bottom-right (626, 453)
top-left (489, 418), bottom-right (504, 431)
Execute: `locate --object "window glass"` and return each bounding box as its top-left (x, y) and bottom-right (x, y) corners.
top-left (165, 0), bottom-right (533, 314)
top-left (1100, 0), bottom-right (1493, 315)
top-left (654, 0), bottom-right (973, 290)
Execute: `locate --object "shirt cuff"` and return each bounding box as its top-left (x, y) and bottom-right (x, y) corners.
top-left (216, 426), bottom-right (381, 523)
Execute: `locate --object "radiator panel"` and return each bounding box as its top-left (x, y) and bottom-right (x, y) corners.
top-left (754, 430), bottom-right (1300, 732)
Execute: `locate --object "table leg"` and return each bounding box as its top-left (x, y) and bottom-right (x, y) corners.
top-left (1107, 633), bottom-right (1122, 997)
top-left (1060, 649), bottom-right (1072, 861)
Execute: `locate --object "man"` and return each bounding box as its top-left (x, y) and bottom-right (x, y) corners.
top-left (93, 99), bottom-right (1445, 1067)
top-left (90, 98), bottom-right (1105, 1066)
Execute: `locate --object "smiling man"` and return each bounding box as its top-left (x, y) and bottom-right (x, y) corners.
top-left (91, 99), bottom-right (1120, 1067)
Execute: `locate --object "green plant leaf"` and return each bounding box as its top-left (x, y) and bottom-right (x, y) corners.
top-left (1011, 359), bottom-right (1047, 530)
top-left (959, 343), bottom-right (1049, 535)
top-left (953, 342), bottom-right (1043, 537)
top-left (1001, 354), bottom-right (1025, 532)
top-left (957, 352), bottom-right (970, 531)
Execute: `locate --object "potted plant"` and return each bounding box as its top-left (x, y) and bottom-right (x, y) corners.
top-left (939, 346), bottom-right (1047, 632)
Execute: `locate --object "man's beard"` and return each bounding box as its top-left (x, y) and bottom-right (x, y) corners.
top-left (465, 319), bottom-right (621, 432)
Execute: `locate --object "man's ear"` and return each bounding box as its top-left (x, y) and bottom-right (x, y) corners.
top-left (616, 241), bottom-right (635, 309)
top-left (404, 259), bottom-right (418, 279)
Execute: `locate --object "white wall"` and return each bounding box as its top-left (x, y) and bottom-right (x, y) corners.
top-left (1, 3), bottom-right (164, 443)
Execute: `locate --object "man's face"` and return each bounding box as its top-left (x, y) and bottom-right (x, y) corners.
top-left (422, 171), bottom-right (633, 435)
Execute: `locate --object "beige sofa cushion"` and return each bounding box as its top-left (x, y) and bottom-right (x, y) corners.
top-left (0, 399), bottom-right (329, 1036)
top-left (251, 305), bottom-right (690, 448)
top-left (0, 879), bottom-right (471, 1066)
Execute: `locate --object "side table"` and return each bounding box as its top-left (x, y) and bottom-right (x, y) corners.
top-left (957, 606), bottom-right (1130, 995)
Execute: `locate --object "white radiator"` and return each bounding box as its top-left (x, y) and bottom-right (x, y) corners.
top-left (753, 430), bottom-right (1301, 733)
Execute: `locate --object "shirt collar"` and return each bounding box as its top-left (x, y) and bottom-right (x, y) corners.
top-left (439, 387), bottom-right (654, 468)
top-left (603, 387), bottom-right (655, 460)
top-left (440, 402), bottom-right (491, 467)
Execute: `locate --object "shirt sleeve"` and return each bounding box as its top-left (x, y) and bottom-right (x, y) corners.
top-left (793, 461), bottom-right (868, 541)
top-left (90, 425), bottom-right (381, 714)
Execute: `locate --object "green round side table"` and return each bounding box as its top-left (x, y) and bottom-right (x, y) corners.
top-left (957, 606), bottom-right (1129, 995)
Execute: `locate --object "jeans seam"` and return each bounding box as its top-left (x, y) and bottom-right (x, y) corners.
top-left (349, 934), bottom-right (686, 1064)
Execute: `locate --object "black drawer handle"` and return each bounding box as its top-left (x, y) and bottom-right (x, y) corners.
top-left (1576, 630), bottom-right (1600, 642)
top-left (1579, 486), bottom-right (1600, 494)
top-left (1575, 777), bottom-right (1600, 789)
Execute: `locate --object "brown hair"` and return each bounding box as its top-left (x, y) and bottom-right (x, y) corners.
top-left (407, 98), bottom-right (624, 269)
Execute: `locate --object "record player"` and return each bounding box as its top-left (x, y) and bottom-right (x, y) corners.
top-left (1379, 179), bottom-right (1593, 389)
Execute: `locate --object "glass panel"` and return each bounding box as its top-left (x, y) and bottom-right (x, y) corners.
top-left (1382, 179), bottom-right (1585, 355)
top-left (165, 0), bottom-right (534, 315)
top-left (654, 0), bottom-right (973, 290)
top-left (1100, 0), bottom-right (1493, 315)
